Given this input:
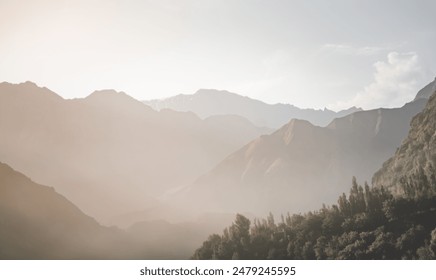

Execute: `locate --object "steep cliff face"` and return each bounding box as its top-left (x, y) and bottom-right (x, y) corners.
top-left (373, 90), bottom-right (436, 191)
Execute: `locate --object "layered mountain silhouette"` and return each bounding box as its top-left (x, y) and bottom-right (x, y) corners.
top-left (173, 81), bottom-right (434, 217)
top-left (144, 89), bottom-right (361, 128)
top-left (0, 162), bottom-right (131, 259)
top-left (0, 161), bottom-right (225, 259)
top-left (373, 79), bottom-right (436, 191)
top-left (2, 78), bottom-right (435, 260)
top-left (0, 81), bottom-right (269, 225)
top-left (193, 82), bottom-right (436, 260)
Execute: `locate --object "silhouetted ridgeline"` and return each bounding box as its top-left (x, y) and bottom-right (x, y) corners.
top-left (0, 162), bottom-right (223, 259)
top-left (0, 162), bottom-right (133, 259)
top-left (1, 79), bottom-right (435, 260)
top-left (144, 89), bottom-right (361, 128)
top-left (0, 81), bottom-right (269, 225)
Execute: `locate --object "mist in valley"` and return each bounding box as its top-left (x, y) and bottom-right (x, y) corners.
top-left (1, 78), bottom-right (435, 259)
top-left (1, 0), bottom-right (436, 260)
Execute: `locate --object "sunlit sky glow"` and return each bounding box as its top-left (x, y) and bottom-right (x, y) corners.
top-left (1, 0), bottom-right (435, 110)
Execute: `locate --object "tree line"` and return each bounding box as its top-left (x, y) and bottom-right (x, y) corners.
top-left (193, 166), bottom-right (436, 259)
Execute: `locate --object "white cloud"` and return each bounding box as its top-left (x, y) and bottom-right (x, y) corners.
top-left (330, 52), bottom-right (425, 110)
top-left (321, 44), bottom-right (388, 56)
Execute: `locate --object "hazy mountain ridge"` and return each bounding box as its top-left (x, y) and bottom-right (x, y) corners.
top-left (0, 161), bottom-right (226, 259)
top-left (0, 81), bottom-right (268, 225)
top-left (193, 81), bottom-right (436, 261)
top-left (2, 79), bottom-right (434, 260)
top-left (413, 78), bottom-right (436, 101)
top-left (0, 162), bottom-right (131, 259)
top-left (373, 86), bottom-right (436, 191)
top-left (173, 91), bottom-right (429, 217)
top-left (144, 89), bottom-right (361, 128)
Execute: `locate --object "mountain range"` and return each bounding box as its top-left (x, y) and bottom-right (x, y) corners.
top-left (0, 161), bottom-right (227, 259)
top-left (193, 84), bottom-right (436, 260)
top-left (144, 89), bottom-right (361, 128)
top-left (171, 79), bottom-right (435, 217)
top-left (0, 81), bottom-right (269, 224)
top-left (1, 78), bottom-right (435, 259)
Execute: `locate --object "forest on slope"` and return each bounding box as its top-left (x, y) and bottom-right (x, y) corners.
top-left (193, 173), bottom-right (436, 260)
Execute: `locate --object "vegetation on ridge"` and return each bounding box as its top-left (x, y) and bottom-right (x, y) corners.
top-left (193, 171), bottom-right (436, 260)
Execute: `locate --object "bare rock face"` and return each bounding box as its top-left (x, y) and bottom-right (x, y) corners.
top-left (373, 89), bottom-right (436, 192)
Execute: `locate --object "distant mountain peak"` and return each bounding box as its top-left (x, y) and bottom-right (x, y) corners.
top-left (0, 80), bottom-right (37, 87)
top-left (284, 118), bottom-right (314, 130)
top-left (144, 89), bottom-right (362, 128)
top-left (337, 106), bottom-right (363, 113)
top-left (86, 89), bottom-right (131, 100)
top-left (22, 80), bottom-right (38, 86)
top-left (280, 119), bottom-right (316, 145)
top-left (0, 80), bottom-right (63, 101)
top-left (194, 88), bottom-right (234, 94)
top-left (84, 89), bottom-right (155, 114)
top-left (413, 78), bottom-right (436, 101)
top-left (193, 88), bottom-right (256, 102)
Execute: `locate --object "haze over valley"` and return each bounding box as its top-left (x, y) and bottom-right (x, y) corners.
top-left (1, 0), bottom-right (436, 260)
top-left (1, 78), bottom-right (436, 259)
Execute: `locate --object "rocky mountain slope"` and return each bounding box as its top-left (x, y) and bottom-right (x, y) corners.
top-left (414, 77), bottom-right (436, 101)
top-left (373, 84), bottom-right (436, 191)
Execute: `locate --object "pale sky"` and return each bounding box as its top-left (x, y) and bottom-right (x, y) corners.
top-left (1, 0), bottom-right (435, 110)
